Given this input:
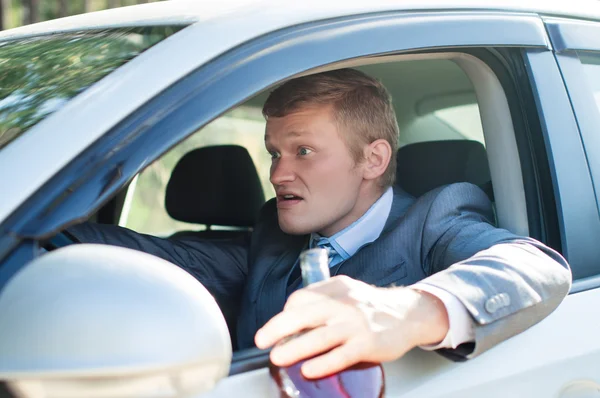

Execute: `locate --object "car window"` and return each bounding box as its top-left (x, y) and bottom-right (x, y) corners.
top-left (577, 51), bottom-right (600, 112)
top-left (120, 58), bottom-right (486, 238)
top-left (119, 106), bottom-right (274, 236)
top-left (400, 104), bottom-right (484, 147)
top-left (357, 60), bottom-right (484, 147)
top-left (0, 26), bottom-right (184, 151)
top-left (433, 104), bottom-right (484, 144)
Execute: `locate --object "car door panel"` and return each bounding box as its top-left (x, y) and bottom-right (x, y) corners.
top-left (200, 289), bottom-right (600, 397)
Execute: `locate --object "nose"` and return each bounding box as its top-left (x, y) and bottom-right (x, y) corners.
top-left (270, 156), bottom-right (296, 186)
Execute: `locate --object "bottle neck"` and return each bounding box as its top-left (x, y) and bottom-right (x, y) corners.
top-left (300, 248), bottom-right (331, 287)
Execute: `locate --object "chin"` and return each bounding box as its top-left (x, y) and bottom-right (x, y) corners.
top-left (278, 217), bottom-right (315, 235)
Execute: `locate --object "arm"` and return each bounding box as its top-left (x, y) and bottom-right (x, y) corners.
top-left (410, 283), bottom-right (474, 351)
top-left (416, 182), bottom-right (571, 358)
top-left (67, 222), bottom-right (249, 333)
top-left (255, 183), bottom-right (571, 376)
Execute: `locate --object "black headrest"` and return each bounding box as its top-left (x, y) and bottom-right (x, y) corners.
top-left (395, 140), bottom-right (492, 198)
top-left (165, 145), bottom-right (265, 227)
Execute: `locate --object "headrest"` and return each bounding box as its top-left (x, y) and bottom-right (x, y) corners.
top-left (165, 145), bottom-right (265, 227)
top-left (395, 140), bottom-right (492, 198)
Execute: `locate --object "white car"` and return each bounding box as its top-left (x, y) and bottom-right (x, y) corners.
top-left (0, 1), bottom-right (600, 397)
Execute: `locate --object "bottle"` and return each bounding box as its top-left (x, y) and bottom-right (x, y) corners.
top-left (269, 248), bottom-right (385, 398)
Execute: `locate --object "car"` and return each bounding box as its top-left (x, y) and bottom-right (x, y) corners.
top-left (0, 0), bottom-right (600, 397)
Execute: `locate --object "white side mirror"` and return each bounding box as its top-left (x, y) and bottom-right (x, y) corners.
top-left (0, 244), bottom-right (232, 398)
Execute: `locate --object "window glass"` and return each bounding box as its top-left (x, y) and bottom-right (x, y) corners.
top-left (120, 107), bottom-right (273, 236)
top-left (577, 51), bottom-right (600, 112)
top-left (434, 104), bottom-right (484, 144)
top-left (0, 26), bottom-right (184, 150)
top-left (400, 103), bottom-right (484, 147)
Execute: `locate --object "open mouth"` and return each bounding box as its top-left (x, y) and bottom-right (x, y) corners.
top-left (277, 194), bottom-right (304, 206)
top-left (280, 194), bottom-right (303, 201)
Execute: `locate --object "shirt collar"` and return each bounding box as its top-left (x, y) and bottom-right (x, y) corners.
top-left (310, 186), bottom-right (394, 259)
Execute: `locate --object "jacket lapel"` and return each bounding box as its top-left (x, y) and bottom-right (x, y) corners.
top-left (255, 236), bottom-right (308, 329)
top-left (332, 187), bottom-right (415, 286)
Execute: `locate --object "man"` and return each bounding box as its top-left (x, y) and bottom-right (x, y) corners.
top-left (68, 69), bottom-right (571, 379)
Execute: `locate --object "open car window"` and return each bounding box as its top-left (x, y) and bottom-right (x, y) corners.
top-left (119, 58), bottom-right (486, 239)
top-left (0, 26), bottom-right (183, 151)
top-left (119, 106), bottom-right (274, 237)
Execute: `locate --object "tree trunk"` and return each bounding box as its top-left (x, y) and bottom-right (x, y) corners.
top-left (23, 0), bottom-right (40, 25)
top-left (3, 0), bottom-right (10, 29)
top-left (84, 0), bottom-right (92, 13)
top-left (107, 0), bottom-right (119, 8)
top-left (0, 0), bottom-right (4, 30)
top-left (58, 0), bottom-right (68, 17)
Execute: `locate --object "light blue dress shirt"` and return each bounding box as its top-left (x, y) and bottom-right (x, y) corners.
top-left (293, 186), bottom-right (474, 349)
top-left (309, 186), bottom-right (394, 268)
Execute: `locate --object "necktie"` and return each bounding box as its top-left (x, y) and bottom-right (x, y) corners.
top-left (286, 238), bottom-right (340, 294)
top-left (312, 237), bottom-right (341, 267)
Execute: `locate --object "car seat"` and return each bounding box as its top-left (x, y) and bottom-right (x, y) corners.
top-left (395, 140), bottom-right (494, 201)
top-left (165, 145), bottom-right (266, 240)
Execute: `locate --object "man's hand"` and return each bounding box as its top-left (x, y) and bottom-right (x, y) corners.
top-left (254, 275), bottom-right (450, 379)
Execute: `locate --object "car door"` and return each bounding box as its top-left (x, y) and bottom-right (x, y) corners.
top-left (201, 13), bottom-right (600, 398)
top-left (1, 8), bottom-right (599, 398)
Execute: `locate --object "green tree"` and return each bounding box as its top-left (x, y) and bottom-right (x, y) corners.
top-left (0, 26), bottom-right (181, 149)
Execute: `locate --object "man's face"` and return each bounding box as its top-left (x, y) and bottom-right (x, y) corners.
top-left (265, 106), bottom-right (367, 236)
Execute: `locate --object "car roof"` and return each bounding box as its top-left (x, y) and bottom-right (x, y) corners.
top-left (1, 0), bottom-right (599, 42)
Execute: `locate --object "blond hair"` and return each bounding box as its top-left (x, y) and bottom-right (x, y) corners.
top-left (262, 69), bottom-right (399, 187)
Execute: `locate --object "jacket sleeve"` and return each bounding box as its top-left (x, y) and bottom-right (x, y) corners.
top-left (66, 222), bottom-right (249, 334)
top-left (417, 183), bottom-right (572, 358)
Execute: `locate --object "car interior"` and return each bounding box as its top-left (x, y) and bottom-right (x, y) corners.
top-left (80, 52), bottom-right (529, 350)
top-left (106, 56), bottom-right (500, 235)
top-left (165, 145), bottom-right (265, 241)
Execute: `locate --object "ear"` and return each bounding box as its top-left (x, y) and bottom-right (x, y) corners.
top-left (362, 139), bottom-right (392, 181)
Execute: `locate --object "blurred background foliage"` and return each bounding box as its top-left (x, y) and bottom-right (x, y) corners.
top-left (0, 26), bottom-right (181, 149)
top-left (0, 0), bottom-right (163, 30)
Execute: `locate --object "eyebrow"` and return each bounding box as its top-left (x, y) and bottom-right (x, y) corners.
top-left (264, 130), bottom-right (303, 141)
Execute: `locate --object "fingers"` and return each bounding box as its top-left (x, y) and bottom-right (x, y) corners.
top-left (300, 338), bottom-right (367, 379)
top-left (256, 277), bottom-right (378, 349)
top-left (300, 335), bottom-right (411, 379)
top-left (255, 296), bottom-right (343, 349)
top-left (270, 323), bottom-right (350, 366)
top-left (252, 277), bottom-right (434, 380)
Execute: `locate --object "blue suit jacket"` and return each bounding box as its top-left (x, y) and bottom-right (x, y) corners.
top-left (68, 183), bottom-right (571, 358)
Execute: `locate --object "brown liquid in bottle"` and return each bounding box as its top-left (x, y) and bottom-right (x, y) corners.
top-left (269, 358), bottom-right (385, 398)
top-left (269, 248), bottom-right (385, 398)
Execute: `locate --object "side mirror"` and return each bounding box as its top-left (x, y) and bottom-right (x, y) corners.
top-left (0, 244), bottom-right (232, 398)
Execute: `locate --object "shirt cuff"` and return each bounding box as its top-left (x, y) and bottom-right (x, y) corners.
top-left (409, 283), bottom-right (475, 350)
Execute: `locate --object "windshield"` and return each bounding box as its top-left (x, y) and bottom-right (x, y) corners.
top-left (0, 25), bottom-right (184, 150)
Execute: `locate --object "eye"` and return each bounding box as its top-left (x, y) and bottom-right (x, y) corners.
top-left (298, 147), bottom-right (313, 156)
top-left (269, 151), bottom-right (281, 160)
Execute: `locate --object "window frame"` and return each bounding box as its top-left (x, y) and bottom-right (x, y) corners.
top-left (542, 17), bottom-right (600, 284)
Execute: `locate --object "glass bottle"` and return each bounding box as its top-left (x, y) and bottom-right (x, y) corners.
top-left (269, 248), bottom-right (385, 398)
